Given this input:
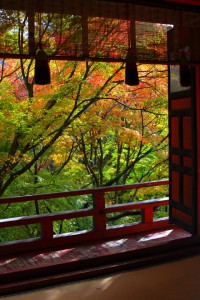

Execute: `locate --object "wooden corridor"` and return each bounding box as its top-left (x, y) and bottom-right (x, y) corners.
top-left (0, 225), bottom-right (199, 297)
top-left (1, 180), bottom-right (199, 296)
top-left (4, 253), bottom-right (200, 300)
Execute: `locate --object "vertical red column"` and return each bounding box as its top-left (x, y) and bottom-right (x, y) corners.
top-left (93, 191), bottom-right (107, 233)
top-left (195, 66), bottom-right (200, 235)
top-left (169, 66), bottom-right (197, 234)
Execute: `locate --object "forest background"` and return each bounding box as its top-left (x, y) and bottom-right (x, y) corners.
top-left (0, 12), bottom-right (168, 241)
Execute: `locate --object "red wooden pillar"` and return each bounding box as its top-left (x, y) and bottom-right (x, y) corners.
top-left (41, 220), bottom-right (54, 240)
top-left (169, 65), bottom-right (197, 234)
top-left (196, 66), bottom-right (200, 235)
top-left (141, 206), bottom-right (153, 224)
top-left (93, 191), bottom-right (107, 233)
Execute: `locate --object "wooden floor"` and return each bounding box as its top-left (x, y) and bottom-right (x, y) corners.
top-left (0, 225), bottom-right (199, 296)
top-left (3, 253), bottom-right (200, 300)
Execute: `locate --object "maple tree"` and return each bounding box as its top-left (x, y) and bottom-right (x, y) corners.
top-left (0, 59), bottom-right (124, 196)
top-left (0, 11), bottom-right (169, 238)
top-left (46, 63), bottom-right (168, 206)
top-left (0, 59), bottom-right (169, 238)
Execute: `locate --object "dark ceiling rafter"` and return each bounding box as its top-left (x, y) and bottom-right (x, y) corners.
top-left (99, 0), bottom-right (200, 11)
top-left (98, 0), bottom-right (200, 9)
top-left (0, 0), bottom-right (200, 15)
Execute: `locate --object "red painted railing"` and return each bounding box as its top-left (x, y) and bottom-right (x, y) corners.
top-left (0, 179), bottom-right (169, 255)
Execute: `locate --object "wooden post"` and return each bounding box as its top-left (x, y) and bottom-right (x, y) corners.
top-left (81, 14), bottom-right (89, 58)
top-left (41, 220), bottom-right (54, 240)
top-left (27, 12), bottom-right (35, 55)
top-left (196, 66), bottom-right (200, 236)
top-left (141, 206), bottom-right (153, 224)
top-left (93, 191), bottom-right (107, 232)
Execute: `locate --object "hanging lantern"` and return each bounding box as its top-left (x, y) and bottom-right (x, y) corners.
top-left (34, 12), bottom-right (51, 85)
top-left (179, 48), bottom-right (191, 87)
top-left (179, 64), bottom-right (191, 87)
top-left (125, 48), bottom-right (139, 86)
top-left (125, 9), bottom-right (139, 86)
top-left (34, 48), bottom-right (51, 85)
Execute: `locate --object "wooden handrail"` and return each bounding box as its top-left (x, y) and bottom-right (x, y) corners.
top-left (0, 179), bottom-right (169, 204)
top-left (0, 180), bottom-right (169, 255)
top-left (105, 197), bottom-right (169, 213)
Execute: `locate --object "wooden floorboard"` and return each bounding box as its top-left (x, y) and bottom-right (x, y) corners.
top-left (5, 254), bottom-right (200, 300)
top-left (0, 225), bottom-right (198, 296)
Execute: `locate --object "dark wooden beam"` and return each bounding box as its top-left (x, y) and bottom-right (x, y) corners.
top-left (1, 0), bottom-right (200, 14)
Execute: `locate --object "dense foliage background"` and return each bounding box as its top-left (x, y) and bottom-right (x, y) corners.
top-left (0, 12), bottom-right (169, 241)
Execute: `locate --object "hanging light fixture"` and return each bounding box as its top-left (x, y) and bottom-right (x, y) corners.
top-left (125, 48), bottom-right (139, 86)
top-left (179, 48), bottom-right (191, 87)
top-left (179, 64), bottom-right (191, 87)
top-left (34, 12), bottom-right (51, 85)
top-left (125, 7), bottom-right (139, 86)
top-left (34, 48), bottom-right (51, 85)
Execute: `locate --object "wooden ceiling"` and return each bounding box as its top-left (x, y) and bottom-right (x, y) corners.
top-left (0, 0), bottom-right (200, 13)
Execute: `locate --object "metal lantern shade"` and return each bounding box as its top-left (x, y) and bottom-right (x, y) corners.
top-left (179, 64), bottom-right (191, 87)
top-left (34, 49), bottom-right (51, 85)
top-left (125, 49), bottom-right (139, 86)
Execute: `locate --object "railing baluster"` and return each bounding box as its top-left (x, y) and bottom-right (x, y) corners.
top-left (141, 206), bottom-right (154, 224)
top-left (93, 191), bottom-right (107, 232)
top-left (41, 220), bottom-right (54, 240)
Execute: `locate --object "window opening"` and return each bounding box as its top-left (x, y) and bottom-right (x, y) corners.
top-left (2, 6), bottom-right (196, 242)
